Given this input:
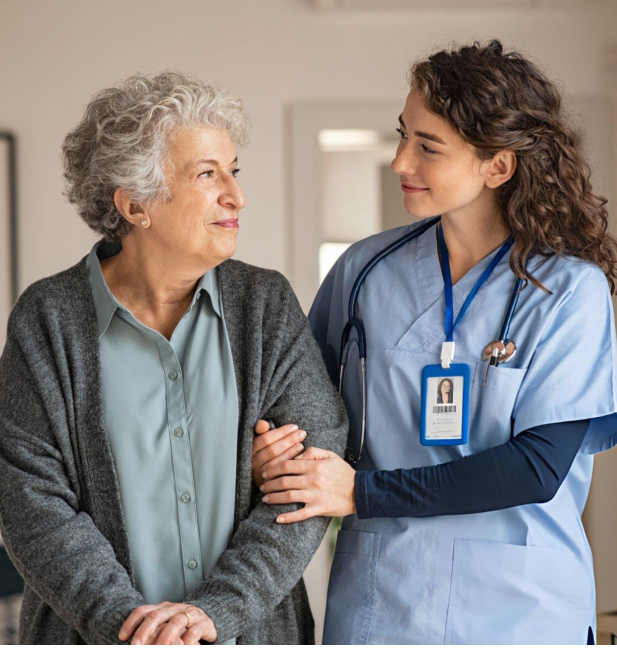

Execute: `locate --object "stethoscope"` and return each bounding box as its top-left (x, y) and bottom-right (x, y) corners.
top-left (338, 215), bottom-right (525, 464)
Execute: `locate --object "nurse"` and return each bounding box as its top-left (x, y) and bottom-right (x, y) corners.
top-left (253, 39), bottom-right (617, 644)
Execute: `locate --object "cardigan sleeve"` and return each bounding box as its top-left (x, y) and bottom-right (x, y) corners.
top-left (0, 308), bottom-right (144, 645)
top-left (184, 272), bottom-right (348, 642)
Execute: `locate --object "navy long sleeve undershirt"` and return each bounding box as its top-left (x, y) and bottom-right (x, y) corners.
top-left (354, 420), bottom-right (589, 519)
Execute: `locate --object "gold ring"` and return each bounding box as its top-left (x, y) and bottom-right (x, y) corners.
top-left (181, 610), bottom-right (191, 628)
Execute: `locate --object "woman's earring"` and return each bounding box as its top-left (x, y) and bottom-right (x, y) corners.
top-left (141, 219), bottom-right (149, 227)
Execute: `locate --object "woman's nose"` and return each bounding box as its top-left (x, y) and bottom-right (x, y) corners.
top-left (221, 178), bottom-right (247, 210)
top-left (391, 146), bottom-right (415, 177)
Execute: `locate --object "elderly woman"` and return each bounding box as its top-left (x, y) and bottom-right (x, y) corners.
top-left (0, 72), bottom-right (347, 645)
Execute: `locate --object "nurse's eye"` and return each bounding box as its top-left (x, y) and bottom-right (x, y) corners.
top-left (421, 143), bottom-right (437, 155)
top-left (198, 170), bottom-right (214, 179)
top-left (395, 127), bottom-right (408, 140)
top-left (232, 168), bottom-right (241, 178)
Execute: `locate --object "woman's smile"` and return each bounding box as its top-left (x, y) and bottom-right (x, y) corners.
top-left (212, 218), bottom-right (239, 229)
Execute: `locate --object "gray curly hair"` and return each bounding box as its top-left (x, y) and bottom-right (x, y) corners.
top-left (62, 71), bottom-right (250, 241)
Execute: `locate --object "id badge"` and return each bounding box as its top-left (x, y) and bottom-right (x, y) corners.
top-left (420, 363), bottom-right (470, 446)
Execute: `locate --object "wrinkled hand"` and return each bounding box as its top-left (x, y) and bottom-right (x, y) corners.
top-left (118, 601), bottom-right (217, 645)
top-left (260, 447), bottom-right (356, 523)
top-left (252, 420), bottom-right (307, 487)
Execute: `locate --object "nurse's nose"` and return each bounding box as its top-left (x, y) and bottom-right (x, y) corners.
top-left (391, 145), bottom-right (417, 177)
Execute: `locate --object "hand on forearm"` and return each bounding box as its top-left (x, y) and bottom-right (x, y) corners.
top-left (260, 447), bottom-right (356, 523)
top-left (252, 420), bottom-right (307, 487)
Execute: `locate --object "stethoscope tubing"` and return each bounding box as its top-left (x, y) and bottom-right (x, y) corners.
top-left (499, 276), bottom-right (524, 341)
top-left (347, 216), bottom-right (442, 324)
top-left (342, 216), bottom-right (442, 361)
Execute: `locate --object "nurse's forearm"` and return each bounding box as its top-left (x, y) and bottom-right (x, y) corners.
top-left (354, 419), bottom-right (589, 519)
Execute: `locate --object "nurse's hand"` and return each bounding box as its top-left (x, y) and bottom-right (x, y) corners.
top-left (259, 447), bottom-right (356, 523)
top-left (252, 420), bottom-right (307, 487)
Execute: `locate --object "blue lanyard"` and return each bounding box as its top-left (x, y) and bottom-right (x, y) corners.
top-left (438, 224), bottom-right (512, 342)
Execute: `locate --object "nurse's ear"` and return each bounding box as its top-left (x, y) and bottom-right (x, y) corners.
top-left (482, 150), bottom-right (517, 189)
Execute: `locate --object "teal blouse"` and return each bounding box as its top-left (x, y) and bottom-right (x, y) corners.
top-left (86, 241), bottom-right (238, 643)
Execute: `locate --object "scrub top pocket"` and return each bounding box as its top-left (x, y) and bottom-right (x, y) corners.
top-left (444, 538), bottom-right (592, 644)
top-left (473, 363), bottom-right (527, 392)
top-left (323, 529), bottom-right (380, 645)
top-left (468, 365), bottom-right (527, 451)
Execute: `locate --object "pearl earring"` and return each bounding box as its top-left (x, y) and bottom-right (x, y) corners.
top-left (141, 219), bottom-right (149, 227)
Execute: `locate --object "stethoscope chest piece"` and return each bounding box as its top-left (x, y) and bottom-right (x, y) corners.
top-left (482, 339), bottom-right (517, 385)
top-left (482, 339), bottom-right (517, 364)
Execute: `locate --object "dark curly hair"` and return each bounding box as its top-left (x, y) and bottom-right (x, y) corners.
top-left (409, 39), bottom-right (617, 294)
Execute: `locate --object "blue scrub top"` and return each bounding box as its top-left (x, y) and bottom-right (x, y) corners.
top-left (309, 219), bottom-right (617, 645)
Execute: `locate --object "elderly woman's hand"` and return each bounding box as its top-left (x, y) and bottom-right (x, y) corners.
top-left (252, 420), bottom-right (307, 487)
top-left (259, 447), bottom-right (356, 523)
top-left (118, 602), bottom-right (217, 645)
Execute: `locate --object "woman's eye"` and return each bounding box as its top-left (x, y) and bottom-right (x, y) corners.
top-left (198, 170), bottom-right (214, 178)
top-left (232, 168), bottom-right (241, 178)
top-left (421, 144), bottom-right (437, 155)
top-left (395, 127), bottom-right (408, 140)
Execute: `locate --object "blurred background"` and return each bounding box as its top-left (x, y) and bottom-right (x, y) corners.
top-left (1, 0), bottom-right (617, 644)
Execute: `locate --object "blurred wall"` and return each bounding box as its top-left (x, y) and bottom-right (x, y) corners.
top-left (322, 148), bottom-right (392, 242)
top-left (2, 0), bottom-right (617, 641)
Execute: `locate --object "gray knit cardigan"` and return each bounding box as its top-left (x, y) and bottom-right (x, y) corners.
top-left (0, 254), bottom-right (348, 645)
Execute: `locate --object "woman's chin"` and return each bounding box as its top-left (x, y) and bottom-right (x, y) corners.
top-left (194, 230), bottom-right (237, 262)
top-left (403, 198), bottom-right (436, 220)
top-left (205, 239), bottom-right (237, 265)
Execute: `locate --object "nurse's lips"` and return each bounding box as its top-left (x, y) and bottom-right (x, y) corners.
top-left (401, 182), bottom-right (429, 194)
top-left (213, 218), bottom-right (239, 228)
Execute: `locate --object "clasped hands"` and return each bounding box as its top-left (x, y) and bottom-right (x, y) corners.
top-left (118, 601), bottom-right (216, 645)
top-left (117, 420), bottom-right (353, 644)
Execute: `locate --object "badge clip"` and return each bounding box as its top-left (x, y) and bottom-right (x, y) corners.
top-left (441, 341), bottom-right (455, 369)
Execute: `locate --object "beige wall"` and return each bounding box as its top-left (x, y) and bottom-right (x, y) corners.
top-left (322, 148), bottom-right (393, 242)
top-left (2, 0), bottom-right (617, 638)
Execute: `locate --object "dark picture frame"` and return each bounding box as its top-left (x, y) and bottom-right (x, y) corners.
top-left (0, 132), bottom-right (18, 352)
top-left (0, 130), bottom-right (18, 303)
top-left (0, 133), bottom-right (22, 646)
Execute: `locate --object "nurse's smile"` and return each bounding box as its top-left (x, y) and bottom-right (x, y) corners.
top-left (401, 183), bottom-right (428, 193)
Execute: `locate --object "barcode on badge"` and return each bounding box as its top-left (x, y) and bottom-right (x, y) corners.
top-left (433, 405), bottom-right (457, 414)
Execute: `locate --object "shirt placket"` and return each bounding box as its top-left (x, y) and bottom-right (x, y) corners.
top-left (156, 337), bottom-right (204, 595)
top-left (120, 309), bottom-right (204, 597)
